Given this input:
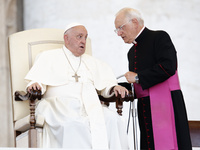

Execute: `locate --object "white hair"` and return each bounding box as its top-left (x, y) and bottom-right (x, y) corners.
top-left (116, 8), bottom-right (144, 26)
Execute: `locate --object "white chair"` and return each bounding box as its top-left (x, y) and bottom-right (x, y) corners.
top-left (8, 28), bottom-right (92, 147)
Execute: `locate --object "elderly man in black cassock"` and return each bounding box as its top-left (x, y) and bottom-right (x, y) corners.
top-left (114, 7), bottom-right (192, 150)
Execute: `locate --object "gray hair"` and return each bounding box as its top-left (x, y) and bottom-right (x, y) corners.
top-left (116, 8), bottom-right (144, 26)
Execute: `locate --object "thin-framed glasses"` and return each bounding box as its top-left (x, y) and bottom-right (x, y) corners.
top-left (114, 19), bottom-right (132, 34)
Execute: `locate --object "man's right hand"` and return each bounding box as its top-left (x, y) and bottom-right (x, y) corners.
top-left (124, 71), bottom-right (137, 83)
top-left (27, 82), bottom-right (41, 93)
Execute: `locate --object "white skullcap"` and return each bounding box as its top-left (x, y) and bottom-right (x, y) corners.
top-left (64, 23), bottom-right (84, 33)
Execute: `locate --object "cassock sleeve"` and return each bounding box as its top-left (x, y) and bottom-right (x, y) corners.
top-left (97, 86), bottom-right (115, 98)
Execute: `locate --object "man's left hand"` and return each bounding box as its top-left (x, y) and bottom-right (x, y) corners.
top-left (113, 85), bottom-right (129, 98)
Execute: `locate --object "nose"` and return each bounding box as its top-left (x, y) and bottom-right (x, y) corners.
top-left (81, 38), bottom-right (86, 44)
top-left (117, 30), bottom-right (122, 36)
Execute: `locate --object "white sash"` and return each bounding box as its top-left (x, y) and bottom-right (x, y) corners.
top-left (82, 83), bottom-right (109, 149)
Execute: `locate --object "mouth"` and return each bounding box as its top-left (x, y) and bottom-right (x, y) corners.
top-left (121, 34), bottom-right (125, 38)
top-left (79, 45), bottom-right (85, 49)
top-left (122, 36), bottom-right (126, 40)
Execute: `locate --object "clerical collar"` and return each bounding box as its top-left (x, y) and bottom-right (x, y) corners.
top-left (133, 26), bottom-right (145, 44)
top-left (63, 45), bottom-right (80, 58)
top-left (62, 45), bottom-right (81, 68)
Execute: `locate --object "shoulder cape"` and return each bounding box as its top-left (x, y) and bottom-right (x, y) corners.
top-left (25, 48), bottom-right (117, 90)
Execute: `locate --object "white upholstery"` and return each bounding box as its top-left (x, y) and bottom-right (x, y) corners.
top-left (15, 114), bottom-right (44, 132)
top-left (16, 128), bottom-right (43, 148)
top-left (8, 28), bottom-right (92, 147)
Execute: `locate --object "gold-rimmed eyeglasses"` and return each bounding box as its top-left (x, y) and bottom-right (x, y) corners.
top-left (114, 19), bottom-right (132, 34)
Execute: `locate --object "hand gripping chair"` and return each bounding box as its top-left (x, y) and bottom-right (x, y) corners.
top-left (8, 28), bottom-right (133, 148)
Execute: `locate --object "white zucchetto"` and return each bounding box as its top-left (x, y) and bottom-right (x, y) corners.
top-left (64, 23), bottom-right (84, 33)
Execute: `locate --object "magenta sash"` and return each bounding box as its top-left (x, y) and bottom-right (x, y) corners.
top-left (135, 72), bottom-right (180, 150)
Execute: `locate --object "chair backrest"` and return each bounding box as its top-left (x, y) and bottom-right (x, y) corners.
top-left (8, 28), bottom-right (92, 122)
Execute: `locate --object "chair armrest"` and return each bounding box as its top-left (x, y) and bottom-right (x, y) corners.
top-left (99, 90), bottom-right (134, 102)
top-left (99, 90), bottom-right (134, 116)
top-left (14, 89), bottom-right (42, 130)
top-left (15, 89), bottom-right (42, 101)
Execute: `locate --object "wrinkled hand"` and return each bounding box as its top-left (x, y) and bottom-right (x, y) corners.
top-left (125, 71), bottom-right (137, 83)
top-left (27, 82), bottom-right (41, 93)
top-left (113, 85), bottom-right (129, 98)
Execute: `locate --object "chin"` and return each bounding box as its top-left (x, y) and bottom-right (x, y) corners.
top-left (124, 40), bottom-right (131, 44)
top-left (123, 38), bottom-right (130, 44)
top-left (124, 39), bottom-right (133, 44)
top-left (79, 50), bottom-right (85, 55)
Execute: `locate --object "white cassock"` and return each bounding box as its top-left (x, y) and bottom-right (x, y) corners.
top-left (25, 46), bottom-right (129, 150)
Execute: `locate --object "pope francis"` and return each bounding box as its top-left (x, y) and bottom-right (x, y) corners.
top-left (25, 23), bottom-right (130, 149)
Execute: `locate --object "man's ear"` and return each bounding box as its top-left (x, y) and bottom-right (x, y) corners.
top-left (131, 18), bottom-right (139, 28)
top-left (131, 18), bottom-right (138, 25)
top-left (64, 34), bottom-right (69, 44)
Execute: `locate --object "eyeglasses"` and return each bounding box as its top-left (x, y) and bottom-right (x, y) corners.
top-left (114, 20), bottom-right (132, 34)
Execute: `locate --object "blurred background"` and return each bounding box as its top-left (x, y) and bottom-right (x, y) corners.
top-left (0, 0), bottom-right (200, 148)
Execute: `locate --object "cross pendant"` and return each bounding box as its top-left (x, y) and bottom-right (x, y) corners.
top-left (72, 73), bottom-right (80, 82)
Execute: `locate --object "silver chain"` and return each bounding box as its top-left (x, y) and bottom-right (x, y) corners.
top-left (62, 48), bottom-right (81, 74)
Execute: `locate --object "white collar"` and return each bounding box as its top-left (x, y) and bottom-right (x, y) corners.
top-left (133, 26), bottom-right (145, 44)
top-left (62, 45), bottom-right (80, 59)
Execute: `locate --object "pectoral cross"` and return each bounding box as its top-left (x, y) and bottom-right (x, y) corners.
top-left (72, 73), bottom-right (80, 82)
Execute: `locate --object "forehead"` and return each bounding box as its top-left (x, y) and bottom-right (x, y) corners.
top-left (115, 14), bottom-right (128, 27)
top-left (70, 26), bottom-right (87, 35)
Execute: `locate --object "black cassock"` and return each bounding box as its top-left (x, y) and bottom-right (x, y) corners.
top-left (127, 27), bottom-right (192, 150)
